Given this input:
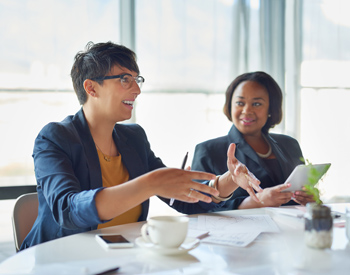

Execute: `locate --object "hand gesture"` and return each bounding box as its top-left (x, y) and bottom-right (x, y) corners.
top-left (227, 143), bottom-right (262, 202)
top-left (256, 183), bottom-right (293, 207)
top-left (149, 167), bottom-right (219, 203)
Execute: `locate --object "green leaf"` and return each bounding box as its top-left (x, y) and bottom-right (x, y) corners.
top-left (303, 160), bottom-right (324, 205)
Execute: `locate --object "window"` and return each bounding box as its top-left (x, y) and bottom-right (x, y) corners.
top-left (0, 0), bottom-right (120, 188)
top-left (300, 0), bottom-right (350, 200)
top-left (134, 0), bottom-right (266, 167)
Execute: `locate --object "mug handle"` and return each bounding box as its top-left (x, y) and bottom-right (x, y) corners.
top-left (141, 223), bottom-right (153, 244)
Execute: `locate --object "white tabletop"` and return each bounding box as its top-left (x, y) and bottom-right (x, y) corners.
top-left (1, 204), bottom-right (349, 275)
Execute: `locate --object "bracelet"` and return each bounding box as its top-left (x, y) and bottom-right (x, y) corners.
top-left (209, 176), bottom-right (234, 202)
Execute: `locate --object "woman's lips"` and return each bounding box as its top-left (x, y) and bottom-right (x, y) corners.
top-left (240, 118), bottom-right (255, 125)
top-left (122, 100), bottom-right (134, 110)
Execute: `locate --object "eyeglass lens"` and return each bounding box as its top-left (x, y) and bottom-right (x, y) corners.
top-left (121, 75), bottom-right (144, 89)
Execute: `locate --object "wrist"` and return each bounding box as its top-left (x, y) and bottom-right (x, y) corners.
top-left (141, 170), bottom-right (159, 197)
top-left (209, 176), bottom-right (234, 202)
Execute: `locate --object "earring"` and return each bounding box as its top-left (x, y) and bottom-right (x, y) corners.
top-left (268, 114), bottom-right (271, 117)
top-left (90, 92), bottom-right (95, 97)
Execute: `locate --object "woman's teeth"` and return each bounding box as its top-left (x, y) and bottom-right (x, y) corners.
top-left (122, 100), bottom-right (134, 106)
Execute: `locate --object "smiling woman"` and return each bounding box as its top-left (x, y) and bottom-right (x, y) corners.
top-left (192, 71), bottom-right (315, 211)
top-left (20, 41), bottom-right (260, 250)
top-left (230, 81), bottom-right (270, 139)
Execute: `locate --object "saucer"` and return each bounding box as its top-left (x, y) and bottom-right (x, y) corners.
top-left (135, 237), bottom-right (200, 255)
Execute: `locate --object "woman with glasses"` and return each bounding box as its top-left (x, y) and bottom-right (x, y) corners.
top-left (21, 42), bottom-right (261, 250)
top-left (192, 71), bottom-right (315, 211)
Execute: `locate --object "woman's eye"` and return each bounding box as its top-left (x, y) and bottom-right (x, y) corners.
top-left (235, 101), bottom-right (244, 106)
top-left (121, 76), bottom-right (132, 83)
top-left (253, 102), bottom-right (262, 107)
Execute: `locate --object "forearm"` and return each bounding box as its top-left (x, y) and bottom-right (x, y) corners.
top-left (238, 195), bottom-right (264, 209)
top-left (95, 175), bottom-right (153, 220)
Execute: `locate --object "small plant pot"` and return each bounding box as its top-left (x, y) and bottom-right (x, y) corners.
top-left (304, 203), bottom-right (333, 249)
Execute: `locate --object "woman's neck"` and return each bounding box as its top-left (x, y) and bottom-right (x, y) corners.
top-left (243, 132), bottom-right (273, 158)
top-left (83, 105), bottom-right (118, 156)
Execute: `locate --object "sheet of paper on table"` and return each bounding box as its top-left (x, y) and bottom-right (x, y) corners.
top-left (267, 206), bottom-right (306, 218)
top-left (196, 214), bottom-right (280, 247)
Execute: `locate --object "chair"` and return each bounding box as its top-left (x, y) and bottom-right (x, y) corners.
top-left (12, 192), bottom-right (38, 252)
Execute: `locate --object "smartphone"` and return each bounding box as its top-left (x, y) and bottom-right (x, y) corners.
top-left (95, 234), bottom-right (134, 249)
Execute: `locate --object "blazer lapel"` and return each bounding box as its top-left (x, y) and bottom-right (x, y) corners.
top-left (72, 109), bottom-right (103, 190)
top-left (266, 134), bottom-right (290, 180)
top-left (228, 125), bottom-right (261, 166)
top-left (113, 125), bottom-right (149, 221)
top-left (113, 127), bottom-right (145, 180)
top-left (228, 125), bottom-right (273, 183)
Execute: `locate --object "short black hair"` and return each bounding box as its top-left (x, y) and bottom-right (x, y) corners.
top-left (70, 41), bottom-right (139, 105)
top-left (223, 71), bottom-right (283, 133)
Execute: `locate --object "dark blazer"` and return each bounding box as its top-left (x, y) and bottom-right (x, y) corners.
top-left (192, 125), bottom-right (304, 210)
top-left (21, 109), bottom-right (222, 250)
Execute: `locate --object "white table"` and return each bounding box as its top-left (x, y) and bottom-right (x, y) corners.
top-left (1, 204), bottom-right (349, 275)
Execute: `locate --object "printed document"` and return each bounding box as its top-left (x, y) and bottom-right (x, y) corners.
top-left (197, 214), bottom-right (279, 247)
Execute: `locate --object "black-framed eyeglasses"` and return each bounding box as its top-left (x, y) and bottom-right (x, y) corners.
top-left (91, 74), bottom-right (145, 89)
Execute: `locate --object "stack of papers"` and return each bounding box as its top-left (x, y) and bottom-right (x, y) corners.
top-left (189, 214), bottom-right (279, 247)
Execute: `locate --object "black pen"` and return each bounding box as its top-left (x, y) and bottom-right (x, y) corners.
top-left (181, 152), bottom-right (188, 170)
top-left (170, 152), bottom-right (188, 206)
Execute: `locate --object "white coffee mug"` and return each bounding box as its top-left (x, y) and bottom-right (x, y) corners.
top-left (141, 216), bottom-right (189, 248)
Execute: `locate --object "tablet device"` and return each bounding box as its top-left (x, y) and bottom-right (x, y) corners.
top-left (282, 163), bottom-right (331, 192)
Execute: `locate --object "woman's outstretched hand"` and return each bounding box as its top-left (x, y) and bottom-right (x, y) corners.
top-left (148, 167), bottom-right (219, 203)
top-left (227, 143), bottom-right (263, 202)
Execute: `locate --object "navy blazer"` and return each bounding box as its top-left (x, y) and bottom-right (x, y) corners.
top-left (22, 109), bottom-right (222, 250)
top-left (192, 125), bottom-right (304, 210)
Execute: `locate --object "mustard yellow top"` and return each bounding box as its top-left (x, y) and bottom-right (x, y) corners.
top-left (96, 149), bottom-right (142, 229)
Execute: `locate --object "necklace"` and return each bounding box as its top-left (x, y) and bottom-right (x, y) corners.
top-left (256, 135), bottom-right (272, 159)
top-left (95, 140), bottom-right (113, 162)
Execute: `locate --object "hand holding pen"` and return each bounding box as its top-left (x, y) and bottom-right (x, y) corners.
top-left (169, 152), bottom-right (188, 206)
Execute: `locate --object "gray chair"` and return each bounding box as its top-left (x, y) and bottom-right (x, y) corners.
top-left (12, 192), bottom-right (38, 252)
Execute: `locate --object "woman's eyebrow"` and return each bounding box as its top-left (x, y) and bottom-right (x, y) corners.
top-left (253, 97), bottom-right (266, 101)
top-left (235, 96), bottom-right (266, 101)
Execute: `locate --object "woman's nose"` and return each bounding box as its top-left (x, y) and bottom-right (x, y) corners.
top-left (242, 104), bottom-right (252, 114)
top-left (132, 82), bottom-right (141, 95)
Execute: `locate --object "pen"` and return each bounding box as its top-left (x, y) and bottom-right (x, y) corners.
top-left (170, 152), bottom-right (188, 206)
top-left (181, 152), bottom-right (188, 170)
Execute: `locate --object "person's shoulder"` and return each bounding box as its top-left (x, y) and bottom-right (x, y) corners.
top-left (39, 115), bottom-right (75, 136)
top-left (269, 133), bottom-right (300, 146)
top-left (195, 135), bottom-right (229, 151)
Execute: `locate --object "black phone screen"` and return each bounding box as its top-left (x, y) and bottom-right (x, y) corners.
top-left (100, 235), bottom-right (130, 244)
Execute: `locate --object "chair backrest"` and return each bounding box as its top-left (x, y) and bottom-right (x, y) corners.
top-left (12, 192), bottom-right (38, 252)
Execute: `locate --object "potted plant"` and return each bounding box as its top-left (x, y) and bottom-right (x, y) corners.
top-left (303, 161), bottom-right (332, 249)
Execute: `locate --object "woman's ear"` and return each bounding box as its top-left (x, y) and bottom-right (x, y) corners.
top-left (83, 79), bottom-right (96, 97)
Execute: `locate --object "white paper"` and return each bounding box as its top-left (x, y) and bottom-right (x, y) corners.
top-left (196, 214), bottom-right (279, 247)
top-left (267, 207), bottom-right (306, 219)
top-left (202, 231), bottom-right (261, 247)
top-left (197, 214), bottom-right (280, 233)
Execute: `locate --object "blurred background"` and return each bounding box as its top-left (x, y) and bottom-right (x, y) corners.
top-left (1, 0), bottom-right (350, 259)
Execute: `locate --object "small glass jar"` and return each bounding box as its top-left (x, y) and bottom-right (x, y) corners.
top-left (304, 203), bottom-right (333, 249)
top-left (346, 207), bottom-right (350, 240)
